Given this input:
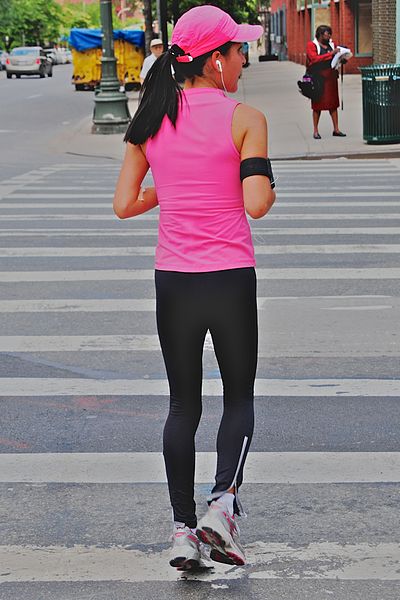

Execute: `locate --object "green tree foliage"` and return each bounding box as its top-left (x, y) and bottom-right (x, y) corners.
top-left (62, 1), bottom-right (141, 34)
top-left (0, 0), bottom-right (63, 50)
top-left (153, 0), bottom-right (261, 26)
top-left (173, 0), bottom-right (260, 24)
top-left (62, 2), bottom-right (102, 30)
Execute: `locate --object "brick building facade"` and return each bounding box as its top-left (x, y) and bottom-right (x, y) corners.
top-left (372, 0), bottom-right (397, 63)
top-left (269, 0), bottom-right (398, 73)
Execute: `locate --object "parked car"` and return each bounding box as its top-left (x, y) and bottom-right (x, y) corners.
top-left (53, 48), bottom-right (67, 65)
top-left (5, 46), bottom-right (53, 79)
top-left (43, 48), bottom-right (57, 65)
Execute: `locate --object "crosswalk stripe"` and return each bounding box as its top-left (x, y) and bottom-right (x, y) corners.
top-left (7, 193), bottom-right (113, 199)
top-left (0, 331), bottom-right (397, 356)
top-left (0, 334), bottom-right (162, 352)
top-left (1, 268), bottom-right (400, 282)
top-left (1, 201), bottom-right (400, 208)
top-left (0, 452), bottom-right (399, 483)
top-left (1, 541), bottom-right (399, 582)
top-left (12, 183), bottom-right (399, 189)
top-left (0, 295), bottom-right (387, 312)
top-left (0, 378), bottom-right (398, 396)
top-left (1, 227), bottom-right (400, 237)
top-left (1, 213), bottom-right (400, 221)
top-left (0, 245), bottom-right (399, 258)
top-left (5, 191), bottom-right (400, 199)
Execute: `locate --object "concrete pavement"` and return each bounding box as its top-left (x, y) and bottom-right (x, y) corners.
top-left (58, 60), bottom-right (400, 162)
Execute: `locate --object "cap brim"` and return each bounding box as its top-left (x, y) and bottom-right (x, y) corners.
top-left (231, 24), bottom-right (263, 43)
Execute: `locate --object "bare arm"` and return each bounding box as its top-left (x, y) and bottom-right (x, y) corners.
top-left (113, 141), bottom-right (158, 219)
top-left (234, 105), bottom-right (276, 219)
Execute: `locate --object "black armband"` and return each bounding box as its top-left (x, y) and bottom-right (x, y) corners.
top-left (240, 157), bottom-right (275, 189)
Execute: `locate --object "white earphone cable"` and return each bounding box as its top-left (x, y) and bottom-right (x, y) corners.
top-left (220, 70), bottom-right (228, 96)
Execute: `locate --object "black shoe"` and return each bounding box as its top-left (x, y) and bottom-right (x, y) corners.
top-left (333, 131), bottom-right (346, 137)
top-left (313, 133), bottom-right (321, 139)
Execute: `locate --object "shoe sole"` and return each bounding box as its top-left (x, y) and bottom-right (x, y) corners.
top-left (196, 526), bottom-right (245, 566)
top-left (169, 556), bottom-right (201, 570)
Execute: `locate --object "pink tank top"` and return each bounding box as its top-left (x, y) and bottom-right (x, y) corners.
top-left (146, 87), bottom-right (255, 272)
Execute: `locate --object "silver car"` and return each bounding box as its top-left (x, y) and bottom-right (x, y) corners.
top-left (6, 46), bottom-right (53, 79)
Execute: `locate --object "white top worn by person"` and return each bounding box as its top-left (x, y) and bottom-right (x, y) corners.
top-left (140, 38), bottom-right (164, 83)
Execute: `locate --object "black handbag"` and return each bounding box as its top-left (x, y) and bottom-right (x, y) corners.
top-left (297, 71), bottom-right (324, 101)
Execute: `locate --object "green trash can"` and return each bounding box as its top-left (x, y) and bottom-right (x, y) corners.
top-left (360, 64), bottom-right (400, 144)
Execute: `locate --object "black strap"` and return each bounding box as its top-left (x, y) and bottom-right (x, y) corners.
top-left (240, 157), bottom-right (275, 189)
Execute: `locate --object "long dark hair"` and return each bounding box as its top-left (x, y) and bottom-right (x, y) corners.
top-left (124, 41), bottom-right (233, 145)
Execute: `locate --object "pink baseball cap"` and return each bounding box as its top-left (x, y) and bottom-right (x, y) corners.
top-left (171, 5), bottom-right (263, 63)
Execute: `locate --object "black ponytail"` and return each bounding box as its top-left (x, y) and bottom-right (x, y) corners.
top-left (124, 41), bottom-right (233, 146)
top-left (124, 51), bottom-right (181, 145)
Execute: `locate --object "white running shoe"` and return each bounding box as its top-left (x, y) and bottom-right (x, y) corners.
top-left (196, 501), bottom-right (246, 565)
top-left (169, 526), bottom-right (208, 571)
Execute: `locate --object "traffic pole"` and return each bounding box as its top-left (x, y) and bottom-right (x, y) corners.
top-left (157, 0), bottom-right (168, 50)
top-left (92, 0), bottom-right (131, 134)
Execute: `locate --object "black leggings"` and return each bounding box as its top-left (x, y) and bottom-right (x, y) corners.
top-left (155, 267), bottom-right (257, 528)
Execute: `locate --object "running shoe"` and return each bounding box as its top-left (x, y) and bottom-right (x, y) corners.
top-left (196, 501), bottom-right (246, 565)
top-left (169, 526), bottom-right (208, 571)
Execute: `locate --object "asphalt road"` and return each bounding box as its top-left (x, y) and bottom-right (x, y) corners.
top-left (0, 63), bottom-right (93, 177)
top-left (0, 62), bottom-right (400, 599)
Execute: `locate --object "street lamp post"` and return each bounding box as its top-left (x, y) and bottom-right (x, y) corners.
top-left (92, 0), bottom-right (131, 134)
top-left (157, 0), bottom-right (168, 49)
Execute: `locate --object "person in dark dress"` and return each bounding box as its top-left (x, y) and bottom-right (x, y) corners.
top-left (306, 25), bottom-right (346, 140)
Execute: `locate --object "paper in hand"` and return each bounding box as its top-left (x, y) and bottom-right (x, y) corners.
top-left (331, 46), bottom-right (353, 70)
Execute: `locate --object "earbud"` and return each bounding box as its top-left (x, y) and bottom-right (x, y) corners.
top-left (216, 59), bottom-right (223, 73)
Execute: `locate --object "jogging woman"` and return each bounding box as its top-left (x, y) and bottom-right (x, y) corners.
top-left (113, 5), bottom-right (276, 571)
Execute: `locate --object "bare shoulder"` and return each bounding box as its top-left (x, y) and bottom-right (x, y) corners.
top-left (232, 104), bottom-right (267, 153)
top-left (234, 103), bottom-right (267, 128)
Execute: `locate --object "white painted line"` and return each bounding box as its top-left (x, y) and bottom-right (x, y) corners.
top-left (274, 201), bottom-right (400, 206)
top-left (0, 378), bottom-right (399, 396)
top-left (1, 227), bottom-right (400, 237)
top-left (8, 194), bottom-right (112, 199)
top-left (0, 189), bottom-right (114, 193)
top-left (0, 204), bottom-right (111, 209)
top-left (0, 334), bottom-right (161, 352)
top-left (276, 186), bottom-right (399, 190)
top-left (256, 244), bottom-right (400, 254)
top-left (6, 191), bottom-right (400, 199)
top-left (1, 244), bottom-right (400, 258)
top-left (0, 452), bottom-right (399, 484)
top-left (44, 163), bottom-right (118, 168)
top-left (0, 299), bottom-right (157, 312)
top-left (1, 332), bottom-right (399, 358)
top-left (0, 228), bottom-right (398, 239)
top-left (1, 201), bottom-right (400, 208)
top-left (1, 268), bottom-right (400, 283)
top-left (2, 541), bottom-right (400, 582)
top-left (0, 247), bottom-right (155, 257)
top-left (0, 296), bottom-right (388, 313)
top-left (2, 213), bottom-right (400, 221)
top-left (322, 305), bottom-right (393, 311)
top-left (276, 192), bottom-right (400, 197)
top-left (0, 229), bottom-right (157, 237)
top-left (273, 163), bottom-right (394, 169)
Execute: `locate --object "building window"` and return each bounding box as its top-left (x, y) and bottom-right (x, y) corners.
top-left (356, 0), bottom-right (372, 56)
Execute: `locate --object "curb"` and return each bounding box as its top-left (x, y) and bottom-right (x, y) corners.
top-left (272, 149), bottom-right (400, 161)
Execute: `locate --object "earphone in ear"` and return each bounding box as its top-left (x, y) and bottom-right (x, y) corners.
top-left (216, 59), bottom-right (223, 73)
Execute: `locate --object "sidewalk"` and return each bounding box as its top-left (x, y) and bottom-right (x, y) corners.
top-left (59, 60), bottom-right (400, 162)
